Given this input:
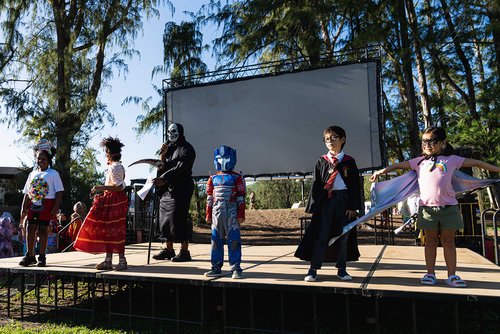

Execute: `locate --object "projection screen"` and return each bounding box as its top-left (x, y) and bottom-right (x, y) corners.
top-left (165, 61), bottom-right (382, 178)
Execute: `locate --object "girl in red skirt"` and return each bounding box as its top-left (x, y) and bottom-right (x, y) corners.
top-left (74, 137), bottom-right (129, 270)
top-left (19, 139), bottom-right (64, 267)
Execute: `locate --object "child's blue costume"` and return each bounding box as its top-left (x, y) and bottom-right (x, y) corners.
top-left (206, 145), bottom-right (246, 274)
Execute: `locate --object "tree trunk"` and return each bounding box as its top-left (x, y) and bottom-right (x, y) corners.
top-left (382, 90), bottom-right (405, 162)
top-left (396, 0), bottom-right (420, 157)
top-left (486, 2), bottom-right (500, 83)
top-left (423, 0), bottom-right (446, 126)
top-left (439, 0), bottom-right (479, 120)
top-left (319, 20), bottom-right (333, 57)
top-left (406, 0), bottom-right (432, 128)
top-left (56, 131), bottom-right (74, 215)
top-left (52, 0), bottom-right (72, 214)
top-left (431, 59), bottom-right (447, 127)
top-left (474, 39), bottom-right (490, 114)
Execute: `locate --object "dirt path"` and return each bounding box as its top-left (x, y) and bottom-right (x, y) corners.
top-left (193, 208), bottom-right (416, 246)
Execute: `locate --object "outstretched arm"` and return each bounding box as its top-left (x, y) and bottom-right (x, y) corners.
top-left (462, 158), bottom-right (500, 173)
top-left (370, 161), bottom-right (411, 182)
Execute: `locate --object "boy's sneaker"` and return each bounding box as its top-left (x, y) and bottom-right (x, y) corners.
top-left (232, 270), bottom-right (242, 279)
top-left (204, 268), bottom-right (223, 277)
top-left (171, 249), bottom-right (192, 262)
top-left (19, 254), bottom-right (37, 267)
top-left (304, 269), bottom-right (317, 282)
top-left (37, 254), bottom-right (46, 267)
top-left (337, 268), bottom-right (352, 281)
top-left (152, 248), bottom-right (176, 260)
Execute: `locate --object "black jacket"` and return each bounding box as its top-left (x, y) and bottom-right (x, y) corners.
top-left (157, 138), bottom-right (196, 196)
top-left (295, 154), bottom-right (362, 262)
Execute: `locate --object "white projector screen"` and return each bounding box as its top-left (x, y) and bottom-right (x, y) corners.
top-left (166, 61), bottom-right (382, 177)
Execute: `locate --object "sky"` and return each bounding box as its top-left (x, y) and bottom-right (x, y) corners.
top-left (0, 0), bottom-right (215, 183)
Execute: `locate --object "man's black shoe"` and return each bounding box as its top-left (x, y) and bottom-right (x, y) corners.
top-left (37, 254), bottom-right (46, 267)
top-left (152, 248), bottom-right (176, 260)
top-left (19, 255), bottom-right (37, 266)
top-left (171, 249), bottom-right (192, 262)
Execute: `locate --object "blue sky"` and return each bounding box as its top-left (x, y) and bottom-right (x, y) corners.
top-left (0, 0), bottom-right (215, 182)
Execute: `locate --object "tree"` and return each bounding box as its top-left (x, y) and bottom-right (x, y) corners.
top-left (0, 0), bottom-right (172, 213)
top-left (125, 20), bottom-right (207, 137)
top-left (251, 180), bottom-right (310, 209)
top-left (122, 84), bottom-right (165, 137)
top-left (154, 21), bottom-right (208, 85)
top-left (205, 0), bottom-right (345, 67)
top-left (69, 147), bottom-right (104, 212)
top-left (150, 0), bottom-right (499, 173)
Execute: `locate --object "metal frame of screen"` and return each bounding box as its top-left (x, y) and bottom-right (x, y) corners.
top-left (162, 49), bottom-right (385, 179)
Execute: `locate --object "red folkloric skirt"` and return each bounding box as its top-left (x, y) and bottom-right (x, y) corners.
top-left (74, 191), bottom-right (128, 254)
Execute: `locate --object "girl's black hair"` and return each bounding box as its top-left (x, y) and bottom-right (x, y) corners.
top-left (421, 126), bottom-right (454, 155)
top-left (417, 126), bottom-right (455, 171)
top-left (36, 149), bottom-right (54, 167)
top-left (101, 137), bottom-right (124, 162)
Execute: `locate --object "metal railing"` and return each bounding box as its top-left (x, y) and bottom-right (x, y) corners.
top-left (480, 209), bottom-right (500, 265)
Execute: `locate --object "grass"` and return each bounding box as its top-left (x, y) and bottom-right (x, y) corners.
top-left (485, 225), bottom-right (500, 237)
top-left (0, 319), bottom-right (126, 334)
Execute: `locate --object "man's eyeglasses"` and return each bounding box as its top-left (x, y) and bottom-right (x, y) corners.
top-left (421, 139), bottom-right (440, 147)
top-left (323, 136), bottom-right (340, 143)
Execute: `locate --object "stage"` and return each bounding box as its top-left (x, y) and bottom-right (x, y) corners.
top-left (1, 244), bottom-right (500, 333)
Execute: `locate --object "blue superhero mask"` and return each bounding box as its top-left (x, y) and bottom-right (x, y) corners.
top-left (214, 145), bottom-right (237, 171)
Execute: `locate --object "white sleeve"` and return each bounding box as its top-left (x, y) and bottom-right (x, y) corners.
top-left (22, 171), bottom-right (34, 195)
top-left (51, 170), bottom-right (64, 192)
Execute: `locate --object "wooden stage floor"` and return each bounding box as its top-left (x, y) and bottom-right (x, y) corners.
top-left (1, 243), bottom-right (499, 302)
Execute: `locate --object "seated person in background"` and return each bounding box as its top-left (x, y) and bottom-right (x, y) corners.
top-left (66, 202), bottom-right (87, 250)
top-left (46, 221), bottom-right (59, 253)
top-left (0, 212), bottom-right (15, 258)
top-left (57, 210), bottom-right (67, 226)
top-left (11, 223), bottom-right (23, 256)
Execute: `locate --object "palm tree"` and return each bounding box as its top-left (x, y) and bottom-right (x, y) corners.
top-left (126, 20), bottom-right (208, 136)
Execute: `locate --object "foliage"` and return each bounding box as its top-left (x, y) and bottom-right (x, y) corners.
top-left (2, 169), bottom-right (31, 210)
top-left (201, 0), bottom-right (381, 68)
top-left (448, 109), bottom-right (500, 167)
top-left (188, 178), bottom-right (312, 217)
top-left (0, 0), bottom-right (172, 213)
top-left (193, 0), bottom-right (500, 165)
top-left (122, 85), bottom-right (164, 137)
top-left (154, 21), bottom-right (208, 84)
top-left (249, 179), bottom-right (311, 209)
top-left (190, 182), bottom-right (207, 225)
top-left (126, 20), bottom-right (207, 137)
top-left (69, 147), bottom-right (104, 213)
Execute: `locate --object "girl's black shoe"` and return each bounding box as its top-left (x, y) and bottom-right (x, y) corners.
top-left (37, 254), bottom-right (46, 267)
top-left (19, 255), bottom-right (37, 266)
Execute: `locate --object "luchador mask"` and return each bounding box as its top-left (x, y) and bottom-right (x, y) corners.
top-left (167, 124), bottom-right (179, 143)
top-left (214, 145), bottom-right (237, 171)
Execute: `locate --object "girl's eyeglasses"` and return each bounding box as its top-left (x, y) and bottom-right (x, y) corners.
top-left (421, 139), bottom-right (440, 147)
